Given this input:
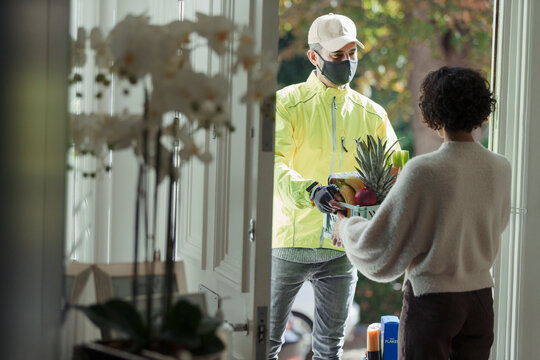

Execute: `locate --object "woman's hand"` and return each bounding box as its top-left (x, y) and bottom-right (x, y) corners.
top-left (329, 191), bottom-right (346, 214)
top-left (331, 212), bottom-right (346, 247)
top-left (329, 199), bottom-right (346, 214)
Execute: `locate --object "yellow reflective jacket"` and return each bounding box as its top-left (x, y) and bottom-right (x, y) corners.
top-left (273, 71), bottom-right (399, 249)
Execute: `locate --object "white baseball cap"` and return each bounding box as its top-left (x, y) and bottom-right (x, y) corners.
top-left (308, 13), bottom-right (364, 52)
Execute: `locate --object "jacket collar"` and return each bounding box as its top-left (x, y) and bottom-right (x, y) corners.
top-left (306, 70), bottom-right (351, 103)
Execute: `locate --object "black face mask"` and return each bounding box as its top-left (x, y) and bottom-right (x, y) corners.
top-left (314, 50), bottom-right (358, 86)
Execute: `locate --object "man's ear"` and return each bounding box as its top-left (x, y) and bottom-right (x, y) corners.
top-left (307, 49), bottom-right (319, 67)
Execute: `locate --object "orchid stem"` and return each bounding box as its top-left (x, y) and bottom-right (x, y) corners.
top-left (132, 164), bottom-right (143, 306)
top-left (142, 87), bottom-right (153, 335)
top-left (163, 152), bottom-right (176, 323)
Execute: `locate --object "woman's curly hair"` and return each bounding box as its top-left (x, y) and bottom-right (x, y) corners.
top-left (419, 66), bottom-right (497, 132)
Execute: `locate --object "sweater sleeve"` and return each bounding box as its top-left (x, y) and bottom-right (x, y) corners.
top-left (273, 93), bottom-right (315, 210)
top-left (338, 160), bottom-right (429, 282)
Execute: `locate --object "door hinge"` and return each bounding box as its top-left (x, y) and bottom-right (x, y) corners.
top-left (249, 218), bottom-right (256, 243)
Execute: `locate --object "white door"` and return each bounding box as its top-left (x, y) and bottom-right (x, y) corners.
top-left (65, 1), bottom-right (278, 359)
top-left (176, 1), bottom-right (277, 358)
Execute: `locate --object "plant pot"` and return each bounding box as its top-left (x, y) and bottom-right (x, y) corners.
top-left (73, 342), bottom-right (224, 360)
top-left (73, 342), bottom-right (150, 360)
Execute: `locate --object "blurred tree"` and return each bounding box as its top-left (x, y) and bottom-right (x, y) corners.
top-left (355, 276), bottom-right (404, 324)
top-left (279, 0), bottom-right (493, 155)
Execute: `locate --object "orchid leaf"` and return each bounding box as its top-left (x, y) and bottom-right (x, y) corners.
top-left (190, 332), bottom-right (225, 356)
top-left (161, 299), bottom-right (224, 354)
top-left (74, 299), bottom-right (148, 341)
top-left (163, 300), bottom-right (202, 339)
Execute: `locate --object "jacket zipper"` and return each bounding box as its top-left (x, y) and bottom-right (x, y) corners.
top-left (323, 96), bottom-right (338, 248)
top-left (330, 96), bottom-right (337, 175)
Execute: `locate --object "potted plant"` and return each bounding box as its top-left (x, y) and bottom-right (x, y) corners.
top-left (73, 299), bottom-right (224, 359)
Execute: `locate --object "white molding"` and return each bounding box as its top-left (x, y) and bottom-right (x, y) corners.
top-left (213, 0), bottom-right (248, 292)
top-left (215, 254), bottom-right (244, 289)
top-left (177, 144), bottom-right (205, 267)
top-left (213, 0), bottom-right (232, 270)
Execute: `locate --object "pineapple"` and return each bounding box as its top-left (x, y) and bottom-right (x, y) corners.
top-left (354, 135), bottom-right (398, 204)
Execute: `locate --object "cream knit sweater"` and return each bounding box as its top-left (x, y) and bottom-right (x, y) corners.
top-left (338, 141), bottom-right (511, 296)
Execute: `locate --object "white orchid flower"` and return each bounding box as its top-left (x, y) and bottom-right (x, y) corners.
top-left (71, 112), bottom-right (145, 159)
top-left (90, 27), bottom-right (111, 69)
top-left (97, 112), bottom-right (144, 151)
top-left (159, 20), bottom-right (195, 73)
top-left (150, 68), bottom-right (204, 117)
top-left (108, 15), bottom-right (176, 82)
top-left (190, 73), bottom-right (229, 104)
top-left (185, 74), bottom-right (231, 129)
top-left (151, 29), bottom-right (183, 79)
top-left (194, 12), bottom-right (235, 55)
top-left (151, 69), bottom-right (233, 135)
top-left (178, 142), bottom-right (213, 164)
top-left (71, 27), bottom-right (87, 70)
top-left (69, 113), bottom-right (91, 150)
top-left (165, 20), bottom-right (194, 48)
top-left (70, 12), bottom-right (272, 170)
top-left (161, 122), bottom-right (212, 163)
top-left (233, 26), bottom-right (259, 72)
top-left (176, 125), bottom-right (213, 164)
top-left (70, 113), bottom-right (107, 156)
top-left (196, 99), bottom-right (220, 130)
top-left (241, 60), bottom-right (278, 103)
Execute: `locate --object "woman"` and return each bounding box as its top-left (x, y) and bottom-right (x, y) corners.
top-left (331, 66), bottom-right (511, 359)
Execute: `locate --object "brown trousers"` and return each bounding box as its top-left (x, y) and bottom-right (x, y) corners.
top-left (398, 281), bottom-right (494, 360)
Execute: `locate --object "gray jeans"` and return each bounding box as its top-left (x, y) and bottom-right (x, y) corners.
top-left (268, 255), bottom-right (358, 360)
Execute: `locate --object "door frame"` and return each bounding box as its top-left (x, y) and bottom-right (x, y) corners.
top-left (490, 0), bottom-right (540, 358)
top-left (0, 0), bottom-right (70, 359)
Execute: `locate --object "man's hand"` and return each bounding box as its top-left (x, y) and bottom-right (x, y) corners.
top-left (310, 184), bottom-right (341, 214)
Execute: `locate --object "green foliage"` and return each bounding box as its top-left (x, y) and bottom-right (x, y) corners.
top-left (277, 32), bottom-right (313, 86)
top-left (394, 117), bottom-right (415, 156)
top-left (355, 274), bottom-right (404, 324)
top-left (278, 0), bottom-right (494, 126)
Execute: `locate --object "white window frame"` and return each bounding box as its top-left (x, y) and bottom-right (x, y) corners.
top-left (490, 0), bottom-right (540, 358)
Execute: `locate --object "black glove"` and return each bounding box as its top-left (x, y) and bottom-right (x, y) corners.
top-left (310, 184), bottom-right (339, 214)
